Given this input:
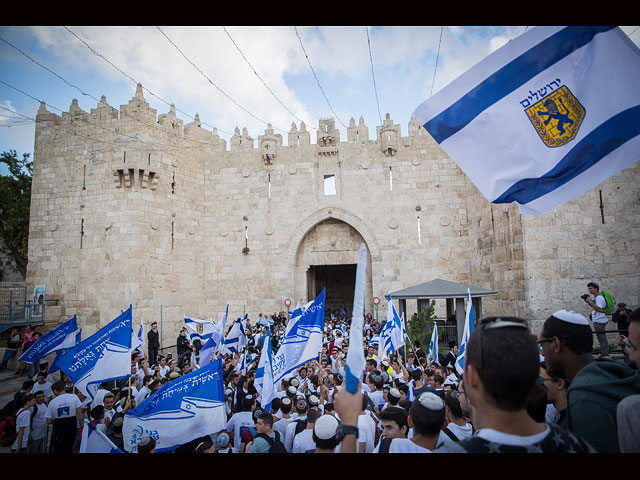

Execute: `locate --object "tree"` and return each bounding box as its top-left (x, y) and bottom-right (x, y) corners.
top-left (0, 150), bottom-right (32, 278)
top-left (406, 300), bottom-right (437, 352)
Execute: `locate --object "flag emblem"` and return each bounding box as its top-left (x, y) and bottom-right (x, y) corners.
top-left (196, 323), bottom-right (204, 335)
top-left (525, 85), bottom-right (585, 147)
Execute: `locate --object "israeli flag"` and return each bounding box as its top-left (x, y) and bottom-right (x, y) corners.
top-left (234, 349), bottom-right (247, 373)
top-left (427, 322), bottom-right (439, 366)
top-left (221, 314), bottom-right (248, 355)
top-left (379, 295), bottom-right (405, 359)
top-left (254, 325), bottom-right (276, 411)
top-left (19, 315), bottom-right (78, 364)
top-left (123, 357), bottom-right (226, 453)
top-left (56, 306), bottom-right (133, 401)
top-left (415, 26), bottom-right (640, 215)
top-left (271, 289), bottom-right (325, 383)
top-left (369, 335), bottom-right (380, 347)
top-left (455, 289), bottom-right (475, 376)
top-left (198, 305), bottom-right (229, 366)
top-left (79, 419), bottom-right (123, 453)
top-left (132, 319), bottom-right (145, 357)
top-left (345, 243), bottom-right (367, 393)
top-left (184, 315), bottom-right (217, 344)
top-left (49, 329), bottom-right (82, 374)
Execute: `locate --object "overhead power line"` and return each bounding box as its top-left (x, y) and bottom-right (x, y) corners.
top-left (365, 26), bottom-right (383, 126)
top-left (429, 26), bottom-right (444, 99)
top-left (156, 26), bottom-right (288, 134)
top-left (293, 26), bottom-right (347, 129)
top-left (63, 26), bottom-right (232, 136)
top-left (222, 26), bottom-right (316, 131)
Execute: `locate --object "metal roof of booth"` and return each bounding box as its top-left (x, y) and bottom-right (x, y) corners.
top-left (389, 278), bottom-right (498, 300)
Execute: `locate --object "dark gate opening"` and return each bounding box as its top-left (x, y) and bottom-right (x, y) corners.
top-left (307, 264), bottom-right (356, 319)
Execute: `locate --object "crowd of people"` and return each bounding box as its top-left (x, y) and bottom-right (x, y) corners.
top-left (1, 284), bottom-right (639, 454)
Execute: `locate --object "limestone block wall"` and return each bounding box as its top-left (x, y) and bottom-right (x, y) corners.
top-left (521, 161), bottom-right (640, 334)
top-left (25, 83), bottom-right (639, 347)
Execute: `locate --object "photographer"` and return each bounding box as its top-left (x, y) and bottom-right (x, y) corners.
top-left (582, 282), bottom-right (609, 358)
top-left (613, 303), bottom-right (632, 336)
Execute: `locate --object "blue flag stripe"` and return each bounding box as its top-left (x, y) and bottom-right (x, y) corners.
top-left (494, 106), bottom-right (640, 204)
top-left (424, 26), bottom-right (616, 143)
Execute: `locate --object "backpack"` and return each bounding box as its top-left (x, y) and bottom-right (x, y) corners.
top-left (377, 437), bottom-right (393, 453)
top-left (294, 419), bottom-right (307, 436)
top-left (601, 291), bottom-right (616, 314)
top-left (0, 407), bottom-right (27, 447)
top-left (256, 431), bottom-right (287, 453)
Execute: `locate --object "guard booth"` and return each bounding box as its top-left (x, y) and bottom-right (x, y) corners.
top-left (390, 278), bottom-right (497, 346)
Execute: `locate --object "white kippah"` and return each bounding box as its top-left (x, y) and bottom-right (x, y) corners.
top-left (388, 388), bottom-right (401, 399)
top-left (552, 310), bottom-right (589, 326)
top-left (418, 392), bottom-right (444, 411)
top-left (314, 414), bottom-right (339, 440)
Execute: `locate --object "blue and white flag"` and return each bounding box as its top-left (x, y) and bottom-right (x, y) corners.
top-left (455, 289), bottom-right (475, 375)
top-left (369, 335), bottom-right (380, 347)
top-left (132, 319), bottom-right (145, 357)
top-left (234, 349), bottom-right (247, 373)
top-left (254, 325), bottom-right (276, 411)
top-left (415, 26), bottom-right (640, 215)
top-left (56, 306), bottom-right (133, 401)
top-left (198, 305), bottom-right (229, 366)
top-left (79, 419), bottom-right (123, 453)
top-left (123, 357), bottom-right (226, 453)
top-left (49, 329), bottom-right (82, 374)
top-left (18, 315), bottom-right (78, 364)
top-left (221, 314), bottom-right (248, 355)
top-left (427, 322), bottom-right (439, 366)
top-left (345, 243), bottom-right (367, 393)
top-left (378, 294), bottom-right (405, 359)
top-left (272, 289), bottom-right (325, 383)
top-left (184, 315), bottom-right (217, 345)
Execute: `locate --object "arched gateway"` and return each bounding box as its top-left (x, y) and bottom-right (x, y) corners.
top-left (287, 208), bottom-right (379, 317)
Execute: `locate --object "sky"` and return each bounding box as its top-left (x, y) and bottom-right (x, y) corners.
top-left (1, 26), bottom-right (639, 165)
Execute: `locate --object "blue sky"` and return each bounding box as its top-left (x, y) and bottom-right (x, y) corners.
top-left (1, 26), bottom-right (639, 165)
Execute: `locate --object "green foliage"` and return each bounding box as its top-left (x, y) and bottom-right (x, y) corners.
top-left (407, 300), bottom-right (437, 351)
top-left (0, 150), bottom-right (32, 277)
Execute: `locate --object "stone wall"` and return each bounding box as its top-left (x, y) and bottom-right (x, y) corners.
top-left (25, 84), bottom-right (639, 345)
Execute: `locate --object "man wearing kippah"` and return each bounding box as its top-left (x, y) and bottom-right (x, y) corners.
top-left (539, 310), bottom-right (640, 453)
top-left (436, 316), bottom-right (595, 453)
top-left (583, 281), bottom-right (610, 358)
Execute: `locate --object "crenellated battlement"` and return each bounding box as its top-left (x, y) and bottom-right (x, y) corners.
top-left (35, 83), bottom-right (434, 161)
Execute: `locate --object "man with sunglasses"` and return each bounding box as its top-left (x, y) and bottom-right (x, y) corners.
top-left (436, 316), bottom-right (594, 453)
top-left (538, 309), bottom-right (640, 453)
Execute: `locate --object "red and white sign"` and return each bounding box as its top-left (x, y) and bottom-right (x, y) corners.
top-left (373, 297), bottom-right (380, 305)
top-left (284, 298), bottom-right (292, 307)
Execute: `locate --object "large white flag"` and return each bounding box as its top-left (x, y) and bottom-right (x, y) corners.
top-left (455, 289), bottom-right (475, 375)
top-left (184, 315), bottom-right (217, 345)
top-left (221, 314), bottom-right (248, 355)
top-left (56, 306), bottom-right (133, 401)
top-left (254, 325), bottom-right (276, 411)
top-left (379, 294), bottom-right (405, 359)
top-left (271, 289), bottom-right (325, 383)
top-left (427, 322), bottom-right (439, 366)
top-left (415, 26), bottom-right (640, 215)
top-left (123, 357), bottom-right (226, 453)
top-left (79, 419), bottom-right (123, 453)
top-left (345, 243), bottom-right (367, 393)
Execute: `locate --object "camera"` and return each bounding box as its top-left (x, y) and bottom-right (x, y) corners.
top-left (581, 294), bottom-right (590, 300)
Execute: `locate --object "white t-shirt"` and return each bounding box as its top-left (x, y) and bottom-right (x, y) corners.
top-left (273, 416), bottom-right (295, 446)
top-left (372, 437), bottom-right (433, 453)
top-left (592, 295), bottom-right (608, 323)
top-left (368, 390), bottom-right (385, 411)
top-left (285, 416), bottom-right (306, 452)
top-left (475, 425), bottom-right (550, 446)
top-left (30, 381), bottom-right (53, 400)
top-left (31, 402), bottom-right (48, 440)
top-left (292, 428), bottom-right (316, 453)
top-left (226, 411), bottom-right (254, 451)
top-left (437, 422), bottom-right (474, 447)
top-left (45, 393), bottom-right (81, 421)
top-left (358, 414), bottom-right (377, 453)
top-left (11, 408), bottom-right (31, 451)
